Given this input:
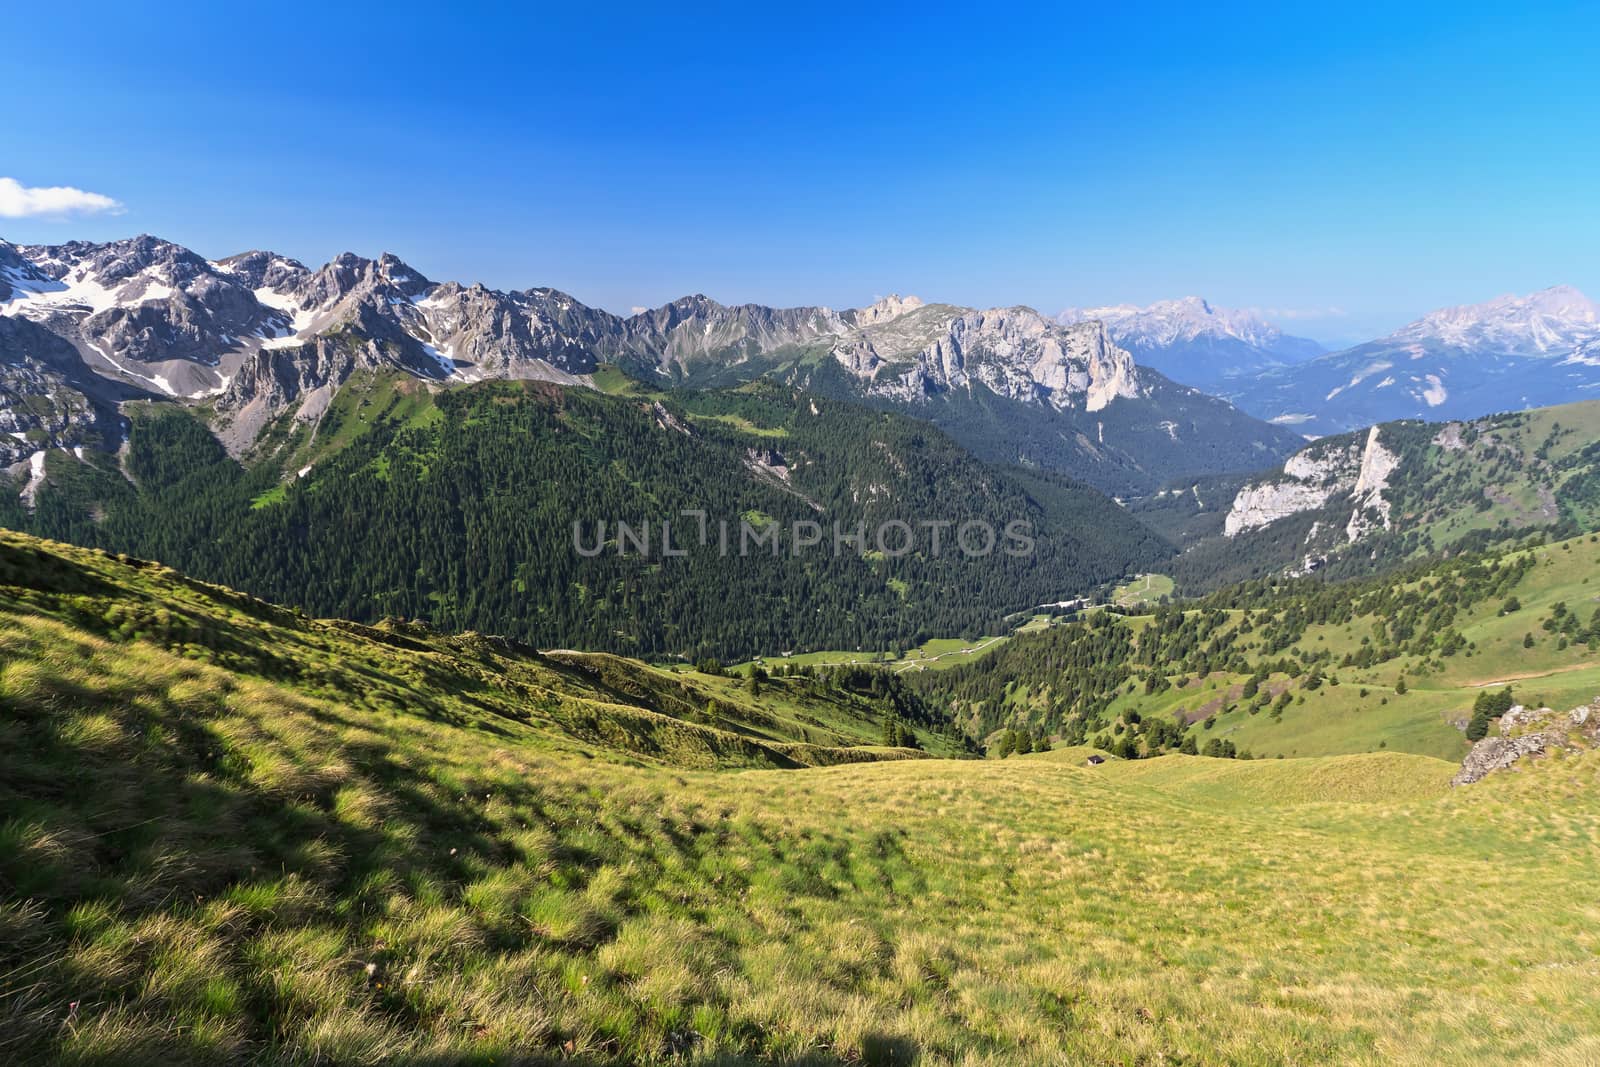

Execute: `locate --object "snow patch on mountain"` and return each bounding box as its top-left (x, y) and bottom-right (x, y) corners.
top-left (1393, 285), bottom-right (1600, 356)
top-left (1057, 297), bottom-right (1305, 353)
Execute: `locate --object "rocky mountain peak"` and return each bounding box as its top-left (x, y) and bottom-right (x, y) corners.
top-left (1054, 297), bottom-right (1324, 390)
top-left (376, 253), bottom-right (432, 297)
top-left (0, 233), bottom-right (1288, 477)
top-left (1394, 285), bottom-right (1600, 355)
top-left (853, 294), bottom-right (924, 328)
top-left (214, 250), bottom-right (312, 293)
top-left (1060, 296), bottom-right (1297, 351)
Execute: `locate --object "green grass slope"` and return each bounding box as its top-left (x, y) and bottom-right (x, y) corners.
top-left (916, 530), bottom-right (1600, 763)
top-left (0, 532), bottom-right (956, 770)
top-left (4, 531), bottom-right (1600, 1064)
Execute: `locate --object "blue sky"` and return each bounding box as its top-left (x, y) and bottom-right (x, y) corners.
top-left (4, 1), bottom-right (1598, 341)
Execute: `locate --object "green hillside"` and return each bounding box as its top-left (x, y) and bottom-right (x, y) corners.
top-left (1153, 399), bottom-right (1600, 592)
top-left (0, 531), bottom-right (961, 770)
top-left (913, 529), bottom-right (1600, 761)
top-left (7, 391), bottom-right (1600, 1063)
top-left (3, 530), bottom-right (1600, 1064)
top-left (2, 374), bottom-right (1169, 660)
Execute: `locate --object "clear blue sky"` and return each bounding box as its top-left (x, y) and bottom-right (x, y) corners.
top-left (4, 1), bottom-right (1598, 341)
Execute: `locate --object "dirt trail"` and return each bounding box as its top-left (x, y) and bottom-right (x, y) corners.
top-left (1467, 663), bottom-right (1600, 688)
top-left (894, 636), bottom-right (1004, 672)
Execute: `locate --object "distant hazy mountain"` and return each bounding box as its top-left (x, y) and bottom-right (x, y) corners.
top-left (1057, 297), bottom-right (1325, 389)
top-left (1, 236), bottom-right (1302, 495)
top-left (1228, 286), bottom-right (1600, 435)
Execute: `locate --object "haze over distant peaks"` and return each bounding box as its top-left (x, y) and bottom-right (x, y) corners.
top-left (1227, 285), bottom-right (1600, 435)
top-left (1057, 297), bottom-right (1325, 390)
top-left (1386, 284), bottom-right (1599, 356)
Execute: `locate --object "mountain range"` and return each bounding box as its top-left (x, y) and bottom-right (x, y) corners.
top-left (1225, 286), bottom-right (1600, 435)
top-left (1057, 296), bottom-right (1326, 389)
top-left (0, 235), bottom-right (1304, 495)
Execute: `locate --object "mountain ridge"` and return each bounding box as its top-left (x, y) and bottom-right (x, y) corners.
top-left (1057, 296), bottom-right (1326, 389)
top-left (1228, 285), bottom-right (1600, 434)
top-left (1, 234), bottom-right (1304, 495)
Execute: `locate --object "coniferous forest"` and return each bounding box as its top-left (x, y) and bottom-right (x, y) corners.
top-left (2, 376), bottom-right (1171, 659)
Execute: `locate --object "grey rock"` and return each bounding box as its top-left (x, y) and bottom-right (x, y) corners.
top-left (1453, 698), bottom-right (1600, 785)
top-left (0, 234), bottom-right (1298, 484)
top-left (1451, 733), bottom-right (1551, 786)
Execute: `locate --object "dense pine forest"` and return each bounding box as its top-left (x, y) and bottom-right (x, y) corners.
top-left (0, 375), bottom-right (1170, 659)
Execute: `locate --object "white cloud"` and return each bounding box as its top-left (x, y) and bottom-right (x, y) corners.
top-left (0, 176), bottom-right (124, 218)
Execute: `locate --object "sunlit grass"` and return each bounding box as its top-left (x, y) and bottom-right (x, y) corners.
top-left (2, 530), bottom-right (1599, 1063)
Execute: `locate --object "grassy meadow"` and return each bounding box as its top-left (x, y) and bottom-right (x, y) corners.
top-left (3, 531), bottom-right (1599, 1063)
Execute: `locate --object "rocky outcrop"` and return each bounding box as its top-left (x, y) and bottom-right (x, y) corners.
top-left (1223, 438), bottom-right (1362, 536)
top-left (1223, 480), bottom-right (1339, 537)
top-left (1344, 425), bottom-right (1401, 540)
top-left (1450, 733), bottom-right (1552, 786)
top-left (828, 302), bottom-right (1143, 411)
top-left (600, 294), bottom-right (1145, 415)
top-left (1222, 426), bottom-right (1400, 543)
top-left (1452, 699), bottom-right (1600, 785)
top-left (0, 316), bottom-right (133, 462)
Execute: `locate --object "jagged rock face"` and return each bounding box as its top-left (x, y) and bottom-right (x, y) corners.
top-left (1223, 426), bottom-right (1399, 542)
top-left (214, 249), bottom-right (313, 294)
top-left (1452, 699), bottom-right (1600, 785)
top-left (411, 285), bottom-right (616, 378)
top-left (1224, 439), bottom-right (1362, 536)
top-left (0, 316), bottom-right (130, 464)
top-left (848, 294), bottom-right (924, 329)
top-left (219, 332), bottom-right (392, 447)
top-left (824, 301), bottom-right (1144, 411)
top-left (0, 242), bottom-right (53, 302)
top-left (612, 296), bottom-right (847, 376)
top-left (0, 236), bottom-right (1241, 465)
top-left (598, 293), bottom-right (1145, 414)
top-left (8, 237), bottom-right (280, 379)
top-left (4, 237), bottom-right (620, 420)
top-left (1223, 480), bottom-right (1341, 537)
top-left (1344, 426), bottom-right (1401, 541)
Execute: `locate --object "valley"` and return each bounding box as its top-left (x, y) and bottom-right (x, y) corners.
top-left (3, 530), bottom-right (1600, 1065)
top-left (5, 235), bottom-right (1600, 1067)
top-left (8, 11), bottom-right (1600, 1064)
